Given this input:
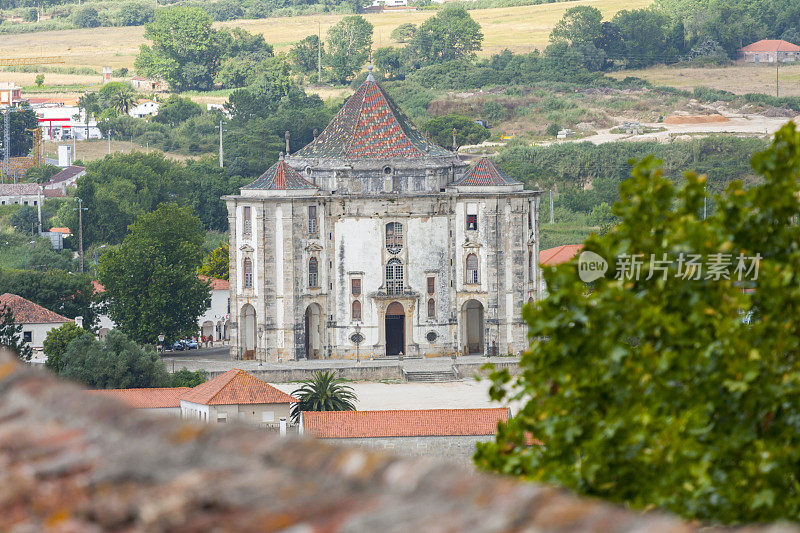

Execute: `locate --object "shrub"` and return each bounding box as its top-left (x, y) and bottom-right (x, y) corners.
top-left (72, 6), bottom-right (100, 28)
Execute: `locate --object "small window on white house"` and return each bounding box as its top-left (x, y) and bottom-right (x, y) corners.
top-left (243, 206), bottom-right (252, 234)
top-left (217, 413), bottom-right (227, 423)
top-left (466, 203), bottom-right (478, 231)
top-left (262, 411), bottom-right (275, 423)
top-left (23, 331), bottom-right (32, 343)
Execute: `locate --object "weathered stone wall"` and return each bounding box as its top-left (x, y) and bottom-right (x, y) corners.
top-left (1, 351), bottom-right (796, 532)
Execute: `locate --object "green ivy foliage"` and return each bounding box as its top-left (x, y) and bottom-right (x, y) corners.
top-left (476, 123), bottom-right (800, 524)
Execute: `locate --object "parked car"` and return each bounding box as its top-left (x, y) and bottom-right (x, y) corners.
top-left (172, 341), bottom-right (185, 351)
top-left (185, 339), bottom-right (198, 350)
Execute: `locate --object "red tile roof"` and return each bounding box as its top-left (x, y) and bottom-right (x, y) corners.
top-left (88, 387), bottom-right (190, 409)
top-left (199, 275), bottom-right (230, 291)
top-left (181, 369), bottom-right (297, 406)
top-left (295, 75), bottom-right (451, 160)
top-left (47, 165), bottom-right (85, 185)
top-left (49, 227), bottom-right (71, 234)
top-left (0, 293), bottom-right (71, 324)
top-left (244, 157), bottom-right (315, 191)
top-left (0, 183), bottom-right (40, 196)
top-left (739, 39), bottom-right (800, 52)
top-left (43, 189), bottom-right (65, 198)
top-left (539, 245), bottom-right (584, 266)
top-left (302, 408), bottom-right (510, 438)
top-left (452, 157), bottom-right (521, 187)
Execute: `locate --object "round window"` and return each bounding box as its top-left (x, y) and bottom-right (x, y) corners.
top-left (426, 331), bottom-right (438, 343)
top-left (305, 166), bottom-right (313, 176)
top-left (383, 165), bottom-right (393, 175)
top-left (350, 332), bottom-right (365, 345)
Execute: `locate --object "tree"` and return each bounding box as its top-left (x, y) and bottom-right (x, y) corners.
top-left (0, 269), bottom-right (98, 329)
top-left (290, 371), bottom-right (357, 423)
top-left (98, 82), bottom-right (137, 115)
top-left (170, 367), bottom-right (208, 387)
top-left (421, 114), bottom-right (490, 148)
top-left (1, 106), bottom-right (38, 159)
top-left (151, 95), bottom-right (202, 125)
top-left (612, 9), bottom-right (669, 68)
top-left (199, 242), bottom-right (229, 280)
top-left (98, 203), bottom-right (210, 345)
top-left (25, 163), bottom-right (61, 184)
top-left (72, 6), bottom-right (100, 28)
top-left (0, 306), bottom-right (32, 361)
top-left (34, 73), bottom-right (44, 87)
top-left (118, 2), bottom-right (154, 26)
top-left (10, 206), bottom-right (38, 235)
top-left (406, 6), bottom-right (482, 65)
top-left (289, 35), bottom-right (322, 76)
top-left (205, 0), bottom-right (243, 21)
top-left (135, 6), bottom-right (222, 91)
top-left (60, 330), bottom-right (170, 389)
top-left (550, 5), bottom-right (604, 46)
top-left (43, 322), bottom-right (88, 373)
top-left (476, 123), bottom-right (800, 524)
top-left (227, 57), bottom-right (315, 118)
top-left (325, 16), bottom-right (373, 84)
top-left (390, 22), bottom-right (416, 43)
top-left (372, 47), bottom-right (404, 80)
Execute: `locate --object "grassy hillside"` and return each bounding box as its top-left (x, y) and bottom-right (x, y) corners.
top-left (0, 0), bottom-right (652, 77)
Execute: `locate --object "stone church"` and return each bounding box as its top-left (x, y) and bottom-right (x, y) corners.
top-left (224, 71), bottom-right (542, 361)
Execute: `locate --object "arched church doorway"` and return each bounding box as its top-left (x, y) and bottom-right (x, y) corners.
top-left (385, 301), bottom-right (405, 356)
top-left (304, 303), bottom-right (323, 359)
top-left (462, 299), bottom-right (484, 355)
top-left (240, 304), bottom-right (256, 359)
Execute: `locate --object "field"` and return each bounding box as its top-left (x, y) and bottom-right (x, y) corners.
top-left (611, 63), bottom-right (800, 98)
top-left (45, 140), bottom-right (203, 163)
top-left (0, 0), bottom-right (652, 79)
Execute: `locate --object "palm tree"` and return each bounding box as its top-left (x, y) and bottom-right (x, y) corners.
top-left (290, 371), bottom-right (357, 423)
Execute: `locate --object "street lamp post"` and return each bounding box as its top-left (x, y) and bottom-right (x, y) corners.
top-left (93, 244), bottom-right (106, 275)
top-left (73, 197), bottom-right (88, 272)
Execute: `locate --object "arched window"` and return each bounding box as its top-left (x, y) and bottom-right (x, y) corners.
top-left (386, 222), bottom-right (403, 254)
top-left (466, 254), bottom-right (479, 285)
top-left (427, 298), bottom-right (436, 319)
top-left (243, 258), bottom-right (253, 288)
top-left (308, 257), bottom-right (318, 288)
top-left (352, 300), bottom-right (361, 321)
top-left (528, 249), bottom-right (534, 281)
top-left (386, 258), bottom-right (403, 295)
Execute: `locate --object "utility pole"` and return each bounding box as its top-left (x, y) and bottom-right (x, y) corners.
top-left (72, 133), bottom-right (76, 162)
top-left (3, 110), bottom-right (9, 183)
top-left (217, 120), bottom-right (226, 168)
top-left (549, 189), bottom-right (554, 224)
top-left (317, 21), bottom-right (322, 84)
top-left (776, 47), bottom-right (780, 98)
top-left (74, 197), bottom-right (87, 273)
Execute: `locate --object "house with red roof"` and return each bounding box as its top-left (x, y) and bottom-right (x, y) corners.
top-left (180, 369), bottom-right (297, 426)
top-left (539, 245), bottom-right (583, 267)
top-left (300, 408), bottom-right (510, 461)
top-left (738, 39), bottom-right (800, 63)
top-left (89, 369), bottom-right (297, 426)
top-left (0, 293), bottom-right (71, 356)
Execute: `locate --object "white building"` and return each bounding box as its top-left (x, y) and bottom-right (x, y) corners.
top-left (0, 183), bottom-right (43, 207)
top-left (44, 165), bottom-right (86, 194)
top-left (198, 276), bottom-right (231, 343)
top-left (0, 293), bottom-right (72, 358)
top-left (180, 368), bottom-right (296, 427)
top-left (128, 99), bottom-right (159, 119)
top-left (224, 72), bottom-right (542, 362)
top-left (0, 82), bottom-right (24, 108)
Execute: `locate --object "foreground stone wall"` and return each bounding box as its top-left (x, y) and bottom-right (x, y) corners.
top-left (0, 351), bottom-right (797, 532)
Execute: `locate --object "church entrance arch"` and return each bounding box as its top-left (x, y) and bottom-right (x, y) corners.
top-left (240, 304), bottom-right (256, 359)
top-left (462, 299), bottom-right (484, 355)
top-left (304, 303), bottom-right (323, 359)
top-left (385, 301), bottom-right (405, 357)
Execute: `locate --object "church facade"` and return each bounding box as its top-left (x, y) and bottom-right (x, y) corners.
top-left (224, 73), bottom-right (542, 361)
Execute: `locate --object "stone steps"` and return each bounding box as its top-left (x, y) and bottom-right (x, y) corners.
top-left (403, 370), bottom-right (457, 382)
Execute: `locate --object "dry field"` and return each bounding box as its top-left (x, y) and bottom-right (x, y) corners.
top-left (610, 63), bottom-right (800, 97)
top-left (0, 0), bottom-right (651, 79)
top-left (46, 140), bottom-right (203, 163)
